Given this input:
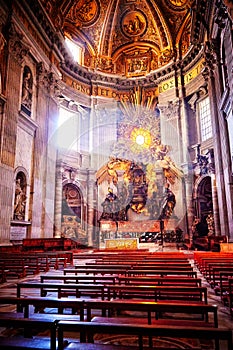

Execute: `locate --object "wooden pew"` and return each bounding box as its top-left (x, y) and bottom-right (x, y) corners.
top-left (17, 282), bottom-right (106, 300)
top-left (0, 258), bottom-right (28, 279)
top-left (219, 272), bottom-right (233, 302)
top-left (86, 260), bottom-right (192, 266)
top-left (83, 299), bottom-right (218, 324)
top-left (96, 255), bottom-right (189, 261)
top-left (227, 277), bottom-right (233, 318)
top-left (0, 261), bottom-right (7, 283)
top-left (0, 296), bottom-right (218, 325)
top-left (0, 316), bottom-right (57, 350)
top-left (127, 269), bottom-right (197, 277)
top-left (40, 274), bottom-right (202, 289)
top-left (207, 263), bottom-right (233, 284)
top-left (18, 282), bottom-right (207, 303)
top-left (57, 322), bottom-right (233, 350)
top-left (77, 263), bottom-right (193, 271)
top-left (117, 276), bottom-right (202, 286)
top-left (40, 274), bottom-right (117, 285)
top-left (209, 267), bottom-right (233, 291)
top-left (194, 252), bottom-right (233, 270)
top-left (104, 285), bottom-right (208, 303)
top-left (0, 295), bottom-right (85, 316)
top-left (63, 267), bottom-right (128, 276)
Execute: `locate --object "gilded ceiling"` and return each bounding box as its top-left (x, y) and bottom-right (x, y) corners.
top-left (40, 0), bottom-right (195, 77)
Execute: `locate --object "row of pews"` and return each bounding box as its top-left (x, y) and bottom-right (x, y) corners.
top-left (0, 251), bottom-right (73, 282)
top-left (0, 249), bottom-right (232, 349)
top-left (194, 251), bottom-right (233, 318)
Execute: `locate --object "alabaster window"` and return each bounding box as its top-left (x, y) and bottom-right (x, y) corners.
top-left (199, 96), bottom-right (212, 142)
top-left (65, 37), bottom-right (83, 64)
top-left (57, 107), bottom-right (79, 151)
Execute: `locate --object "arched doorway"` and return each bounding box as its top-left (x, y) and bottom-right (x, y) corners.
top-left (193, 176), bottom-right (214, 237)
top-left (61, 183), bottom-right (86, 242)
top-left (195, 176), bottom-right (213, 220)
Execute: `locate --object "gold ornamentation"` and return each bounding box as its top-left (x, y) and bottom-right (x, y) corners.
top-left (73, 0), bottom-right (99, 25)
top-left (121, 10), bottom-right (147, 37)
top-left (168, 0), bottom-right (187, 6)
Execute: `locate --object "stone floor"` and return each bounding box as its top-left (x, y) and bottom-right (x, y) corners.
top-left (0, 245), bottom-right (232, 347)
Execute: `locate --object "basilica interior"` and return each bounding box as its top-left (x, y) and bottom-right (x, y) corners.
top-left (0, 0), bottom-right (233, 250)
top-left (1, 1), bottom-right (233, 349)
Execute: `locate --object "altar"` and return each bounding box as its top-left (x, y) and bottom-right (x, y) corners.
top-left (105, 238), bottom-right (139, 250)
top-left (99, 219), bottom-right (167, 248)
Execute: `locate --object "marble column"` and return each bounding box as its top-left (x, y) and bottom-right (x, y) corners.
top-left (86, 170), bottom-right (96, 247)
top-left (54, 162), bottom-right (63, 237)
top-left (0, 25), bottom-right (28, 243)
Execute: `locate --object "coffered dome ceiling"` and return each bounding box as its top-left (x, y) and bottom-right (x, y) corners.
top-left (40, 0), bottom-right (198, 78)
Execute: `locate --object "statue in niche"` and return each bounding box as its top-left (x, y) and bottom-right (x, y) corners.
top-left (100, 187), bottom-right (118, 220)
top-left (14, 178), bottom-right (26, 220)
top-left (159, 183), bottom-right (176, 220)
top-left (21, 67), bottom-right (33, 110)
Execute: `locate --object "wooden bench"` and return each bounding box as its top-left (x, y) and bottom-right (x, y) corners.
top-left (127, 269), bottom-right (197, 277)
top-left (83, 299), bottom-right (218, 325)
top-left (22, 237), bottom-right (79, 252)
top-left (40, 274), bottom-right (202, 289)
top-left (40, 274), bottom-right (117, 285)
top-left (80, 264), bottom-right (194, 271)
top-left (194, 252), bottom-right (233, 269)
top-left (0, 295), bottom-right (85, 317)
top-left (0, 296), bottom-right (216, 325)
top-left (207, 262), bottom-right (233, 283)
top-left (96, 256), bottom-right (190, 261)
top-left (0, 316), bottom-right (57, 350)
top-left (63, 268), bottom-right (128, 276)
top-left (0, 256), bottom-right (37, 276)
top-left (219, 272), bottom-right (233, 302)
top-left (209, 267), bottom-right (233, 291)
top-left (226, 277), bottom-right (233, 318)
top-left (86, 261), bottom-right (192, 267)
top-left (0, 258), bottom-right (28, 279)
top-left (117, 276), bottom-right (202, 286)
top-left (104, 285), bottom-right (208, 303)
top-left (17, 282), bottom-right (106, 300)
top-left (57, 321), bottom-right (233, 350)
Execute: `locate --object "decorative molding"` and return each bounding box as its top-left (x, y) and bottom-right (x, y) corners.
top-left (8, 22), bottom-right (30, 64)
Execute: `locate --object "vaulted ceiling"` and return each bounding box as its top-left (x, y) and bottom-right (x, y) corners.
top-left (39, 0), bottom-right (198, 78)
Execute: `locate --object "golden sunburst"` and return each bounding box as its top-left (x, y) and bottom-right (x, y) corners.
top-left (130, 127), bottom-right (152, 150)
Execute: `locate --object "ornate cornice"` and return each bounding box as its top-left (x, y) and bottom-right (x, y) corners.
top-left (36, 61), bottom-right (64, 99)
top-left (16, 0), bottom-right (212, 92)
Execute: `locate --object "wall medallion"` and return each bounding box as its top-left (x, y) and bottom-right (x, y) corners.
top-left (121, 10), bottom-right (147, 38)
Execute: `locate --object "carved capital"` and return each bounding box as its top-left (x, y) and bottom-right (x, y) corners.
top-left (8, 22), bottom-right (30, 64)
top-left (202, 41), bottom-right (218, 80)
top-left (36, 62), bottom-right (63, 99)
top-left (159, 99), bottom-right (180, 120)
top-left (215, 1), bottom-right (229, 28)
top-left (222, 0), bottom-right (233, 20)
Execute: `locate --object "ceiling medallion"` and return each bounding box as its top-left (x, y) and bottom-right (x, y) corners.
top-left (73, 0), bottom-right (100, 26)
top-left (121, 10), bottom-right (147, 38)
